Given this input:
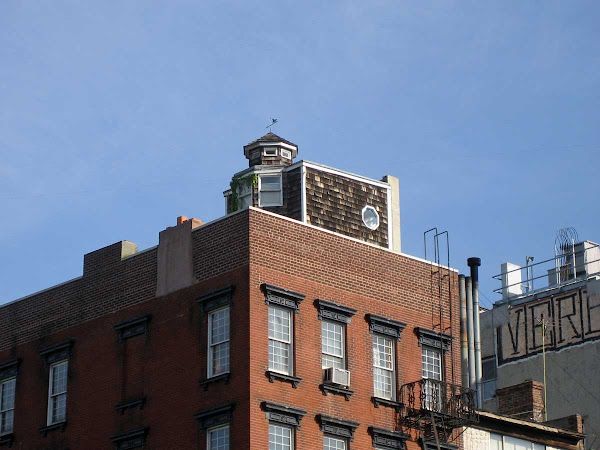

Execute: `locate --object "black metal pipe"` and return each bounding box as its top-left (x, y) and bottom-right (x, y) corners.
top-left (468, 257), bottom-right (482, 408)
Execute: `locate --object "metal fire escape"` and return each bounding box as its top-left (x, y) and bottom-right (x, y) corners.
top-left (396, 229), bottom-right (477, 448)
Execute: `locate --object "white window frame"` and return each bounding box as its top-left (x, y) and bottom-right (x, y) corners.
top-left (321, 320), bottom-right (345, 370)
top-left (421, 346), bottom-right (443, 412)
top-left (269, 423), bottom-right (294, 450)
top-left (47, 360), bottom-right (68, 426)
top-left (372, 334), bottom-right (395, 400)
top-left (281, 149), bottom-right (292, 159)
top-left (268, 305), bottom-right (293, 375)
top-left (258, 174), bottom-right (283, 207)
top-left (208, 306), bottom-right (230, 378)
top-left (324, 435), bottom-right (347, 449)
top-left (207, 424), bottom-right (230, 450)
top-left (263, 147), bottom-right (278, 156)
top-left (0, 377), bottom-right (16, 435)
top-left (238, 182), bottom-right (252, 209)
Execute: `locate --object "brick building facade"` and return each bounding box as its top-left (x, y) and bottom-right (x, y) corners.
top-left (0, 134), bottom-right (472, 449)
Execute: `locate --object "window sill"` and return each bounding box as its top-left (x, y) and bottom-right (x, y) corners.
top-left (320, 383), bottom-right (354, 401)
top-left (0, 433), bottom-right (14, 447)
top-left (39, 421), bottom-right (66, 437)
top-left (372, 396), bottom-right (403, 410)
top-left (265, 370), bottom-right (302, 388)
top-left (199, 372), bottom-right (230, 391)
top-left (115, 397), bottom-right (146, 415)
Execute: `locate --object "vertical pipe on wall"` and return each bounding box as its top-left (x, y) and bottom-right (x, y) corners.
top-left (459, 275), bottom-right (469, 388)
top-left (468, 257), bottom-right (483, 409)
top-left (466, 276), bottom-right (476, 391)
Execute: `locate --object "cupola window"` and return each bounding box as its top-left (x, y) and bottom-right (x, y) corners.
top-left (259, 175), bottom-right (283, 207)
top-left (263, 147), bottom-right (278, 157)
top-left (281, 149), bottom-right (292, 159)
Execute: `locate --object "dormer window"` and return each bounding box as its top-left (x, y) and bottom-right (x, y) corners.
top-left (281, 149), bottom-right (292, 159)
top-left (259, 175), bottom-right (282, 207)
top-left (263, 147), bottom-right (278, 157)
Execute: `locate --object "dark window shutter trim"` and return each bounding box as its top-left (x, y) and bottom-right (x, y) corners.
top-left (320, 383), bottom-right (354, 401)
top-left (196, 285), bottom-right (235, 313)
top-left (415, 327), bottom-right (453, 353)
top-left (265, 371), bottom-right (302, 388)
top-left (194, 403), bottom-right (235, 430)
top-left (39, 341), bottom-right (73, 366)
top-left (0, 433), bottom-right (14, 447)
top-left (366, 314), bottom-right (407, 341)
top-left (39, 421), bottom-right (67, 437)
top-left (423, 441), bottom-right (458, 450)
top-left (318, 414), bottom-right (359, 441)
top-left (262, 402), bottom-right (306, 429)
top-left (114, 315), bottom-right (152, 341)
top-left (371, 397), bottom-right (402, 410)
top-left (316, 299), bottom-right (357, 324)
top-left (0, 359), bottom-right (20, 381)
top-left (262, 284), bottom-right (305, 313)
top-left (110, 427), bottom-right (148, 450)
top-left (115, 397), bottom-right (146, 415)
top-left (369, 426), bottom-right (409, 449)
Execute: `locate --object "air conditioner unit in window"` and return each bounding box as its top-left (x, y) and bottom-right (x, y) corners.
top-left (324, 367), bottom-right (351, 387)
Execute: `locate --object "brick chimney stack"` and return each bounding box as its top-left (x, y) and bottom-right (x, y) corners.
top-left (496, 380), bottom-right (545, 422)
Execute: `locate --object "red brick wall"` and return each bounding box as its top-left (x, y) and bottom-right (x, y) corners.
top-left (0, 268), bottom-right (250, 449)
top-left (0, 208), bottom-right (462, 449)
top-left (247, 208), bottom-right (461, 450)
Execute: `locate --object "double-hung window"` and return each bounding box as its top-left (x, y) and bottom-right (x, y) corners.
top-left (421, 347), bottom-right (442, 411)
top-left (269, 423), bottom-right (293, 450)
top-left (372, 335), bottom-right (394, 400)
top-left (0, 378), bottom-right (15, 435)
top-left (238, 183), bottom-right (252, 209)
top-left (324, 436), bottom-right (346, 450)
top-left (47, 360), bottom-right (68, 425)
top-left (269, 306), bottom-right (292, 375)
top-left (208, 307), bottom-right (230, 377)
top-left (259, 174), bottom-right (282, 207)
top-left (208, 424), bottom-right (230, 450)
top-left (322, 320), bottom-right (344, 370)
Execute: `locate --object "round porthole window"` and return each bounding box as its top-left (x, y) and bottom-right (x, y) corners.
top-left (362, 205), bottom-right (380, 230)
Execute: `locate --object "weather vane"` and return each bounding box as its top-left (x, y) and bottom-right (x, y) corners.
top-left (266, 118), bottom-right (278, 132)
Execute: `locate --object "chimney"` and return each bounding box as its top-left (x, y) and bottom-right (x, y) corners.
top-left (156, 217), bottom-right (203, 297)
top-left (496, 380), bottom-right (545, 422)
top-left (382, 175), bottom-right (401, 253)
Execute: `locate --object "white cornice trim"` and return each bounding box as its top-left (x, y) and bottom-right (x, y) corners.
top-left (285, 160), bottom-right (391, 189)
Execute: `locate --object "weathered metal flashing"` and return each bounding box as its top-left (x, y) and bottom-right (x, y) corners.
top-left (315, 299), bottom-right (357, 324)
top-left (317, 414), bottom-right (360, 441)
top-left (262, 402), bottom-right (306, 429)
top-left (114, 315), bottom-right (152, 341)
top-left (367, 314), bottom-right (407, 341)
top-left (196, 285), bottom-right (235, 313)
top-left (194, 403), bottom-right (235, 430)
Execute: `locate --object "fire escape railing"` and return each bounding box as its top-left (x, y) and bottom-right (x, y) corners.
top-left (399, 379), bottom-right (478, 431)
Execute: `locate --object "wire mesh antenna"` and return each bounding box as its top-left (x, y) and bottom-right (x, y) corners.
top-left (554, 227), bottom-right (579, 281)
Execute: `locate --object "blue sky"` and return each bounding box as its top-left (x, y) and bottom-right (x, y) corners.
top-left (1, 1), bottom-right (599, 306)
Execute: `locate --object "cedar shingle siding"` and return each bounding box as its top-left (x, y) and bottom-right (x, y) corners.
top-left (305, 167), bottom-right (388, 247)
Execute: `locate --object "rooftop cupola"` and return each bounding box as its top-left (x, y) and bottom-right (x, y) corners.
top-left (243, 132), bottom-right (298, 167)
